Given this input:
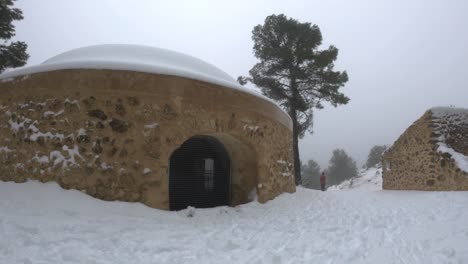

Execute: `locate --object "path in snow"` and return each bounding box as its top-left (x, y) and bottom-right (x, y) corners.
top-left (1, 173), bottom-right (468, 263)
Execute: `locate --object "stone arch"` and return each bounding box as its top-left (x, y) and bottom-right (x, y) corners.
top-left (168, 133), bottom-right (258, 210)
top-left (206, 133), bottom-right (258, 206)
top-left (169, 135), bottom-right (230, 211)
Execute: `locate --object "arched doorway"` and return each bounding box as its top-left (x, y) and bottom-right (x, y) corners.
top-left (169, 136), bottom-right (230, 211)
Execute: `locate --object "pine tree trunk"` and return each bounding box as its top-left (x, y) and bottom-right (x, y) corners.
top-left (288, 74), bottom-right (302, 185)
top-left (290, 109), bottom-right (302, 185)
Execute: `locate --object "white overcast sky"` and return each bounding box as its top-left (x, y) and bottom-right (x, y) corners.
top-left (12, 0), bottom-right (468, 169)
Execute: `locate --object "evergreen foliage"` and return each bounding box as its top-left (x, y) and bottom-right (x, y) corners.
top-left (301, 159), bottom-right (321, 189)
top-left (365, 145), bottom-right (387, 169)
top-left (327, 149), bottom-right (358, 185)
top-left (240, 14), bottom-right (349, 184)
top-left (0, 0), bottom-right (28, 73)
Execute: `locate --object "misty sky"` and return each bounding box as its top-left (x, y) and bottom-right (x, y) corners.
top-left (11, 0), bottom-right (468, 169)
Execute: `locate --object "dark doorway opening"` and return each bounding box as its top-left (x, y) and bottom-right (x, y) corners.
top-left (169, 136), bottom-right (230, 211)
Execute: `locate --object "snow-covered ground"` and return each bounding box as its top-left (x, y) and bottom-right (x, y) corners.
top-left (1, 169), bottom-right (468, 264)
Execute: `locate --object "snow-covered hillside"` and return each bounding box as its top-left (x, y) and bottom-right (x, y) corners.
top-left (327, 167), bottom-right (383, 191)
top-left (1, 173), bottom-right (468, 263)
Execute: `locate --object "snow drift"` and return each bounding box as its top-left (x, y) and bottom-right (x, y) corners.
top-left (1, 168), bottom-right (468, 263)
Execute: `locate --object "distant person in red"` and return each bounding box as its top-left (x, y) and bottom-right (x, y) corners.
top-left (320, 172), bottom-right (326, 191)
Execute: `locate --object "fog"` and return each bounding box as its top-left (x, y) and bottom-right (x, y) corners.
top-left (12, 0), bottom-right (468, 169)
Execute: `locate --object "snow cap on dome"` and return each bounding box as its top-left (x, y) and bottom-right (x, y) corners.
top-left (0, 44), bottom-right (292, 129)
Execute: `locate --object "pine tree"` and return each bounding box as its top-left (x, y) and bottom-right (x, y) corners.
top-left (0, 0), bottom-right (28, 74)
top-left (240, 14), bottom-right (349, 185)
top-left (327, 149), bottom-right (357, 185)
top-left (365, 145), bottom-right (387, 169)
top-left (301, 159), bottom-right (321, 189)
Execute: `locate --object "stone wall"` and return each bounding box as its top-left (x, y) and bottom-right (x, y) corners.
top-left (0, 70), bottom-right (295, 209)
top-left (382, 111), bottom-right (468, 190)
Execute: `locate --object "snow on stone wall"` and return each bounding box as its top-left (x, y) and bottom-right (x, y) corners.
top-left (383, 109), bottom-right (468, 191)
top-left (431, 107), bottom-right (468, 173)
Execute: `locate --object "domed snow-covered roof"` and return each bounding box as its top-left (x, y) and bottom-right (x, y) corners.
top-left (41, 44), bottom-right (237, 86)
top-left (0, 44), bottom-right (292, 129)
top-left (2, 44), bottom-right (236, 89)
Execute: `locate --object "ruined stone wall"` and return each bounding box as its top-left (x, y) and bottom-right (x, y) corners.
top-left (0, 70), bottom-right (295, 209)
top-left (432, 110), bottom-right (468, 157)
top-left (382, 111), bottom-right (468, 190)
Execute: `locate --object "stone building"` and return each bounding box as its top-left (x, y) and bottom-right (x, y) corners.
top-left (383, 107), bottom-right (468, 190)
top-left (0, 44), bottom-right (295, 210)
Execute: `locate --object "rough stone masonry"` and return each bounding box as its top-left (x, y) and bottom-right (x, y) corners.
top-left (383, 108), bottom-right (468, 191)
top-left (0, 70), bottom-right (296, 209)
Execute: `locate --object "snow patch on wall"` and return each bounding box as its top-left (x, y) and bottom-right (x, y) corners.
top-left (30, 131), bottom-right (65, 142)
top-left (8, 116), bottom-right (32, 132)
top-left (431, 106), bottom-right (468, 173)
top-left (0, 146), bottom-right (14, 154)
top-left (437, 143), bottom-right (468, 173)
top-left (18, 103), bottom-right (30, 109)
top-left (276, 159), bottom-right (293, 177)
top-left (77, 128), bottom-right (86, 136)
top-left (5, 113), bottom-right (66, 144)
top-left (31, 153), bottom-right (50, 164)
top-left (143, 123), bottom-right (159, 137)
top-left (100, 162), bottom-right (113, 171)
top-left (243, 125), bottom-right (259, 132)
top-left (14, 163), bottom-right (25, 171)
top-left (43, 109), bottom-right (64, 118)
top-left (64, 98), bottom-right (80, 109)
top-left (49, 145), bottom-right (83, 170)
top-left (144, 123), bottom-right (158, 129)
